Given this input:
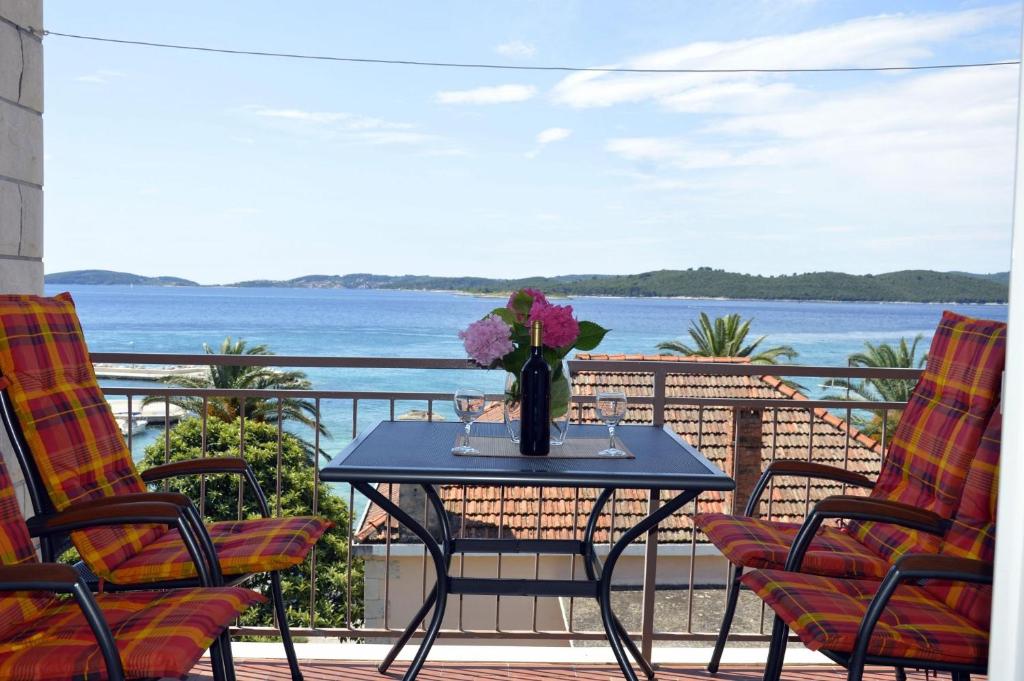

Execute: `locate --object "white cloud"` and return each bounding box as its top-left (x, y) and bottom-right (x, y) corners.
top-left (435, 84), bottom-right (537, 105)
top-left (242, 105), bottom-right (443, 147)
top-left (536, 127), bottom-right (572, 145)
top-left (551, 6), bottom-right (1016, 111)
top-left (496, 41), bottom-right (537, 59)
top-left (75, 69), bottom-right (125, 84)
top-left (245, 106), bottom-right (414, 130)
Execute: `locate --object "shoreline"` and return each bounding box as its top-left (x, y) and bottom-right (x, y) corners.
top-left (44, 282), bottom-right (1009, 307)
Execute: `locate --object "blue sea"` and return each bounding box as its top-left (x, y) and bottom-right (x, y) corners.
top-left (47, 284), bottom-right (1008, 465)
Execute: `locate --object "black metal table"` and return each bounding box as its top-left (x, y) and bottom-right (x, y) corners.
top-left (321, 421), bottom-right (734, 681)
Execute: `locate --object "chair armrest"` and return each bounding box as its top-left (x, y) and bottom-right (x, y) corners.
top-left (140, 456), bottom-right (272, 518)
top-left (743, 461), bottom-right (875, 516)
top-left (0, 563), bottom-right (79, 592)
top-left (893, 554), bottom-right (993, 585)
top-left (25, 501), bottom-right (220, 587)
top-left (140, 457), bottom-right (249, 482)
top-left (784, 496), bottom-right (949, 571)
top-left (846, 554), bottom-right (993, 677)
top-left (0, 563), bottom-right (126, 678)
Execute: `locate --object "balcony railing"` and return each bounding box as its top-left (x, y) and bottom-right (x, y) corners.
top-left (92, 352), bottom-right (919, 654)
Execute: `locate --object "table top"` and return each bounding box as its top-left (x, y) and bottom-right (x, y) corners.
top-left (322, 421), bottom-right (735, 490)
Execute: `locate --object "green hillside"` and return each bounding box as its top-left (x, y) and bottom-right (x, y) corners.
top-left (45, 270), bottom-right (198, 286)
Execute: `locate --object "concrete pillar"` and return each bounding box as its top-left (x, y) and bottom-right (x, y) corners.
top-left (730, 407), bottom-right (763, 515)
top-left (0, 0), bottom-right (43, 294)
top-left (0, 0), bottom-right (43, 523)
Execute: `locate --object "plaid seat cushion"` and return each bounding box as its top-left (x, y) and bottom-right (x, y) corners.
top-left (743, 569), bottom-right (988, 665)
top-left (0, 587), bottom-right (263, 681)
top-left (0, 432), bottom-right (59, 641)
top-left (106, 516), bottom-right (332, 584)
top-left (923, 409), bottom-right (1000, 627)
top-left (0, 293), bottom-right (165, 576)
top-left (696, 513), bottom-right (890, 578)
top-left (851, 312), bottom-right (1005, 565)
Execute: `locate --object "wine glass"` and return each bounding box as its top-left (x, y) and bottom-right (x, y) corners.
top-left (595, 391), bottom-right (628, 457)
top-left (452, 388), bottom-right (486, 454)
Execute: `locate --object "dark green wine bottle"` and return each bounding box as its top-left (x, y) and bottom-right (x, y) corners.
top-left (520, 320), bottom-right (551, 455)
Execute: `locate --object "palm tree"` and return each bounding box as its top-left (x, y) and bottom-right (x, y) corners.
top-left (657, 312), bottom-right (798, 364)
top-left (144, 337), bottom-right (330, 460)
top-left (823, 335), bottom-right (926, 437)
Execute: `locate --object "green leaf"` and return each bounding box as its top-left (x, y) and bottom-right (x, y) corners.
top-left (509, 291), bottom-right (533, 319)
top-left (573, 321), bottom-right (609, 352)
top-left (490, 308), bottom-right (516, 325)
top-left (501, 344), bottom-right (531, 375)
top-left (550, 373), bottom-right (571, 419)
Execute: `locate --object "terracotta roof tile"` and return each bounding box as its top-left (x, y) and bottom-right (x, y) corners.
top-left (357, 355), bottom-right (884, 544)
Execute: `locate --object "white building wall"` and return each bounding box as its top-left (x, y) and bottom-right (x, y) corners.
top-left (0, 0), bottom-right (43, 519)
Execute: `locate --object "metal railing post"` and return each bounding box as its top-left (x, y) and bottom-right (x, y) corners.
top-left (640, 488), bottom-right (661, 661)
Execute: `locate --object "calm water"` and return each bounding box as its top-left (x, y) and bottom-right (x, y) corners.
top-left (48, 284), bottom-right (1007, 464)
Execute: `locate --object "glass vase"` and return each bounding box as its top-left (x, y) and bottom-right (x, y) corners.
top-left (503, 359), bottom-right (572, 446)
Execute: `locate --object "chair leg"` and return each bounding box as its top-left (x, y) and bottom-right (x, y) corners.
top-left (708, 564), bottom-right (743, 674)
top-left (219, 630), bottom-right (237, 681)
top-left (209, 631), bottom-right (231, 681)
top-left (270, 570), bottom-right (303, 681)
top-left (762, 616), bottom-right (789, 681)
top-left (951, 673), bottom-right (970, 681)
top-left (894, 667), bottom-right (907, 681)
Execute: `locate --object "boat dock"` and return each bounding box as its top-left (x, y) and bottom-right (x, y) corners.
top-left (106, 398), bottom-right (188, 435)
top-left (95, 363), bottom-right (207, 381)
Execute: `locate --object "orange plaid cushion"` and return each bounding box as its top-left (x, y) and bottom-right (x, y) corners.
top-left (0, 293), bottom-right (164, 575)
top-left (695, 513), bottom-right (890, 579)
top-left (107, 515), bottom-right (332, 583)
top-left (851, 311), bottom-right (1006, 564)
top-left (922, 408), bottom-right (1000, 627)
top-left (743, 569), bottom-right (987, 665)
top-left (0, 445), bottom-right (58, 640)
top-left (0, 587), bottom-right (264, 681)
top-left (0, 293), bottom-right (333, 584)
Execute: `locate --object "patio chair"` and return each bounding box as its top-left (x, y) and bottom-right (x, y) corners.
top-left (694, 310), bottom-right (1006, 672)
top-left (743, 405), bottom-right (1001, 681)
top-left (0, 293), bottom-right (333, 681)
top-left (0, 420), bottom-right (264, 681)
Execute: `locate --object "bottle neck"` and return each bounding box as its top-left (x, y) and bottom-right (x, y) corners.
top-left (530, 321), bottom-right (543, 350)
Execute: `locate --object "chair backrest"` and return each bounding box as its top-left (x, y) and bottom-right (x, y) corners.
top-left (853, 311), bottom-right (1006, 563)
top-left (0, 424), bottom-right (52, 638)
top-left (0, 293), bottom-right (164, 580)
top-left (924, 407), bottom-right (1000, 627)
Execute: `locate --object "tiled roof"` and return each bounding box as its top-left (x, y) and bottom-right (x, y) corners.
top-left (356, 355), bottom-right (883, 544)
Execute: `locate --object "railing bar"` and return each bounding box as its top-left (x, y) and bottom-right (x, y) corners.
top-left (804, 407), bottom-right (814, 518)
top-left (686, 498), bottom-right (698, 633)
top-left (383, 482), bottom-right (392, 630)
top-left (163, 396), bottom-right (170, 492)
top-left (532, 486), bottom-right (543, 632)
top-left (352, 399), bottom-right (358, 439)
top-left (312, 397), bottom-right (322, 630)
top-left (200, 397), bottom-right (208, 518)
top-left (568, 486), bottom-right (581, 633)
top-left (420, 491), bottom-right (429, 628)
top-left (238, 401), bottom-right (245, 521)
top-left (345, 472), bottom-right (354, 629)
top-left (390, 399), bottom-right (396, 421)
top-left (427, 399), bottom-right (434, 422)
top-left (275, 400), bottom-right (283, 518)
top-left (697, 405), bottom-right (704, 450)
top-left (496, 485), bottom-right (505, 631)
top-left (458, 484), bottom-right (467, 632)
top-left (126, 394), bottom-right (133, 449)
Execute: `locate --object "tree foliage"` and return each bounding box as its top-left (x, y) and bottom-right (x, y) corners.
top-left (144, 337), bottom-right (329, 461)
top-left (139, 417), bottom-right (363, 630)
top-left (657, 312), bottom-right (798, 365)
top-left (823, 335), bottom-right (925, 437)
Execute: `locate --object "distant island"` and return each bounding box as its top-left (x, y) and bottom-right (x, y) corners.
top-left (44, 268), bottom-right (1010, 304)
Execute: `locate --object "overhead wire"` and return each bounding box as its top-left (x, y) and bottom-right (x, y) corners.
top-left (39, 29), bottom-right (1021, 74)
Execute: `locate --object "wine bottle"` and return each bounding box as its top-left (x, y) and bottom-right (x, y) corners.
top-left (520, 320), bottom-right (551, 456)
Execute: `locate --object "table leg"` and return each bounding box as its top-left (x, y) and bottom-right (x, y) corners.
top-left (354, 482), bottom-right (452, 681)
top-left (595, 489), bottom-right (700, 681)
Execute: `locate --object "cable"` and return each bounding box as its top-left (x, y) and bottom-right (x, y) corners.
top-left (40, 29), bottom-right (1021, 74)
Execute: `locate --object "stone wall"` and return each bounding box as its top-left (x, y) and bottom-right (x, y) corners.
top-left (0, 0), bottom-right (43, 294)
top-left (0, 0), bottom-right (43, 520)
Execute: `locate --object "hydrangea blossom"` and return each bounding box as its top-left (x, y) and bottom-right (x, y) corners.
top-left (528, 302), bottom-right (580, 349)
top-left (506, 288), bottom-right (549, 322)
top-left (459, 314), bottom-right (515, 366)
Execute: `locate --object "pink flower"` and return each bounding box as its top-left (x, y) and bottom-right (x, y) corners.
top-left (459, 314), bottom-right (514, 366)
top-left (528, 302), bottom-right (580, 349)
top-left (506, 288), bottom-right (549, 322)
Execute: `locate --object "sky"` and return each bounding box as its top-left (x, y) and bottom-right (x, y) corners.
top-left (43, 1), bottom-right (1023, 284)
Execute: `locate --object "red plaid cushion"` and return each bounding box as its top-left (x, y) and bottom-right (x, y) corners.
top-left (0, 293), bottom-right (164, 575)
top-left (107, 516), bottom-right (332, 583)
top-left (851, 312), bottom-right (1006, 564)
top-left (0, 293), bottom-right (333, 586)
top-left (695, 513), bottom-right (890, 578)
top-left (0, 587), bottom-right (264, 681)
top-left (922, 408), bottom-right (1000, 626)
top-left (743, 569), bottom-right (988, 665)
top-left (0, 448), bottom-right (58, 641)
